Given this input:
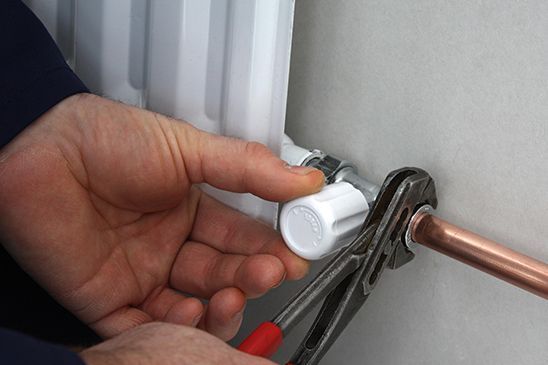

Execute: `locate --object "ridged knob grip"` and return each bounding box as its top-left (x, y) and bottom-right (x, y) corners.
top-left (280, 182), bottom-right (369, 260)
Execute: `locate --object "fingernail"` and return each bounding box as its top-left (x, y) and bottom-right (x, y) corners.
top-left (191, 313), bottom-right (202, 327)
top-left (272, 271), bottom-right (287, 289)
top-left (231, 308), bottom-right (245, 325)
top-left (285, 164), bottom-right (319, 176)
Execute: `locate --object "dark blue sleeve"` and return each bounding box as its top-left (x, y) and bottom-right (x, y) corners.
top-left (0, 0), bottom-right (89, 148)
top-left (0, 328), bottom-right (85, 365)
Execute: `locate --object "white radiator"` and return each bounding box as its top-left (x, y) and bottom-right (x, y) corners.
top-left (24, 0), bottom-right (296, 224)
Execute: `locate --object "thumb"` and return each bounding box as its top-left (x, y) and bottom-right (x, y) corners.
top-left (175, 122), bottom-right (325, 202)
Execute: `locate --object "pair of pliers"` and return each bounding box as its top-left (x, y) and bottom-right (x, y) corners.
top-left (238, 167), bottom-right (438, 365)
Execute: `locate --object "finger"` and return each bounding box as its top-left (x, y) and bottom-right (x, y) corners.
top-left (170, 241), bottom-right (285, 299)
top-left (190, 194), bottom-right (310, 280)
top-left (198, 287), bottom-right (246, 341)
top-left (90, 306), bottom-right (153, 338)
top-left (172, 122), bottom-right (325, 202)
top-left (139, 287), bottom-right (204, 327)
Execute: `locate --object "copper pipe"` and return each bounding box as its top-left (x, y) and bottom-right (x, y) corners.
top-left (411, 213), bottom-right (548, 300)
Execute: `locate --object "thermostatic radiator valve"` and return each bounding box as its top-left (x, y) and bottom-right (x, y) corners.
top-left (280, 136), bottom-right (380, 259)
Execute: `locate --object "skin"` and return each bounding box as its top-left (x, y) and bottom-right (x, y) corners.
top-left (0, 94), bottom-right (324, 362)
top-left (79, 322), bottom-right (277, 365)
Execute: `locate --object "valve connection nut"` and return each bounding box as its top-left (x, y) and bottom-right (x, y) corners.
top-left (280, 182), bottom-right (369, 260)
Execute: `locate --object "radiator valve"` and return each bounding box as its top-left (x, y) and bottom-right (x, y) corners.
top-left (280, 136), bottom-right (379, 259)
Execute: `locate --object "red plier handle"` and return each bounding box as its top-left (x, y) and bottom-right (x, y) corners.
top-left (238, 321), bottom-right (295, 365)
top-left (238, 322), bottom-right (283, 358)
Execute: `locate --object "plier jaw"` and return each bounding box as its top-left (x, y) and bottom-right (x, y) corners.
top-left (239, 168), bottom-right (437, 365)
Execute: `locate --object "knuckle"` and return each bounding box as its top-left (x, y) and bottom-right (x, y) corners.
top-left (243, 141), bottom-right (271, 158)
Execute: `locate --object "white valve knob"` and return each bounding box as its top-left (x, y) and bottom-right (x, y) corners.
top-left (280, 182), bottom-right (369, 260)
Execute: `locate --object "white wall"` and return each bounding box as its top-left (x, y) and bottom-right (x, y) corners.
top-left (261, 1), bottom-right (548, 364)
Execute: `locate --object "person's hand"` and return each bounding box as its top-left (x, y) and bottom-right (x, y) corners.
top-left (0, 93), bottom-right (324, 340)
top-left (79, 322), bottom-right (276, 365)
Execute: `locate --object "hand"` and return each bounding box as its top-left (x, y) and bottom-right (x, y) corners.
top-left (79, 322), bottom-right (276, 365)
top-left (0, 94), bottom-right (324, 340)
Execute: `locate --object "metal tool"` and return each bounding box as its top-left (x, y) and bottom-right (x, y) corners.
top-left (239, 167), bottom-right (437, 364)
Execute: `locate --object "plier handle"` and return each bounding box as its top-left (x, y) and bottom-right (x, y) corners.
top-left (238, 167), bottom-right (437, 365)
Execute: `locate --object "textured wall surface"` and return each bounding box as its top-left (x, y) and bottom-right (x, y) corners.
top-left (236, 1), bottom-right (548, 364)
